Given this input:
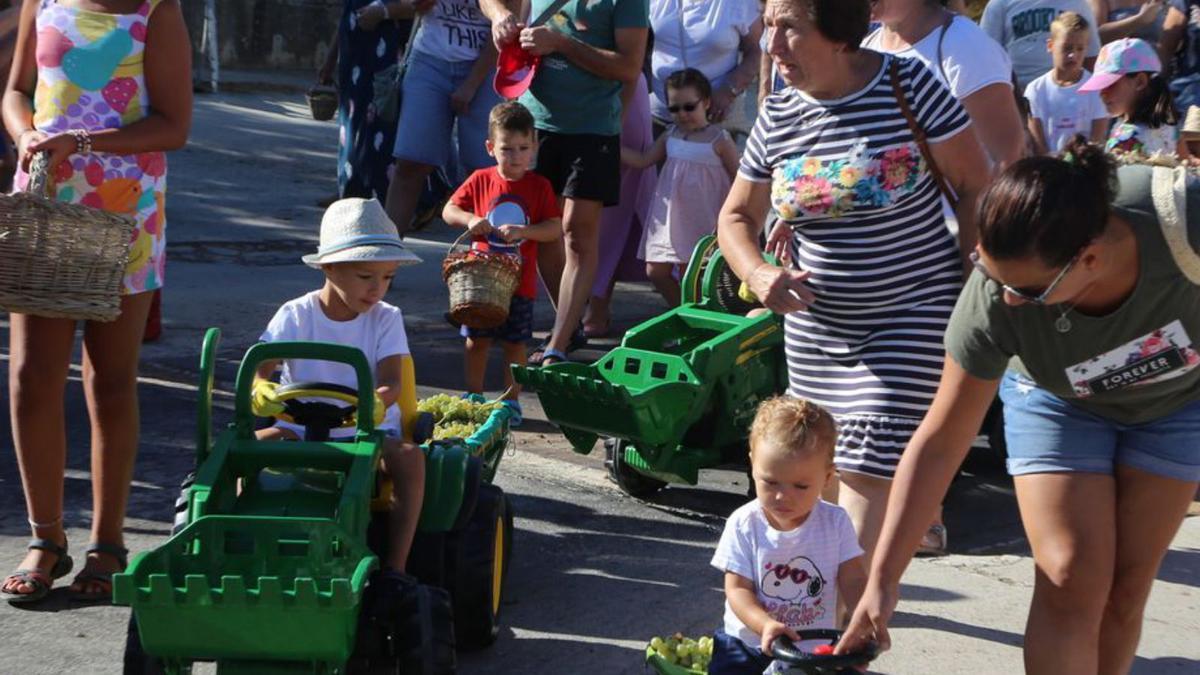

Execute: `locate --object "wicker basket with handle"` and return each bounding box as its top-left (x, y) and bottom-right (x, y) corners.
top-left (306, 85), bottom-right (338, 122)
top-left (442, 230), bottom-right (521, 329)
top-left (0, 152), bottom-right (136, 322)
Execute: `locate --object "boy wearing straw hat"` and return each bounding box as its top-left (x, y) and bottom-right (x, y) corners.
top-left (442, 102), bottom-right (562, 426)
top-left (251, 197), bottom-right (426, 574)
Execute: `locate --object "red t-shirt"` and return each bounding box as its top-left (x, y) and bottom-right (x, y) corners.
top-left (449, 167), bottom-right (561, 299)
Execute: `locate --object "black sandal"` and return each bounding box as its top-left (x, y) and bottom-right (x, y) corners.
top-left (1, 538), bottom-right (73, 605)
top-left (70, 542), bottom-right (128, 603)
top-left (526, 327), bottom-right (588, 366)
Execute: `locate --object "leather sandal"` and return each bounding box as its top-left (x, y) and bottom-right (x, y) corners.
top-left (70, 542), bottom-right (128, 603)
top-left (1, 538), bottom-right (73, 605)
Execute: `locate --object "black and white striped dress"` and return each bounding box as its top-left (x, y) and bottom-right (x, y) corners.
top-left (740, 54), bottom-right (970, 478)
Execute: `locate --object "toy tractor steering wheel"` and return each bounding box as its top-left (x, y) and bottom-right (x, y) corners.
top-left (771, 630), bottom-right (878, 674)
top-left (271, 381), bottom-right (362, 442)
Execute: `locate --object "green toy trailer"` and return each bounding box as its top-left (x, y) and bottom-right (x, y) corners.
top-left (115, 329), bottom-right (513, 674)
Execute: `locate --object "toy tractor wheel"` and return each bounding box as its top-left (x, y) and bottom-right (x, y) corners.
top-left (349, 574), bottom-right (456, 674)
top-left (446, 483), bottom-right (514, 650)
top-left (604, 438), bottom-right (667, 498)
top-left (171, 471), bottom-right (196, 535)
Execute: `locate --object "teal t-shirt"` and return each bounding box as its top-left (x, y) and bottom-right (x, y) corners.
top-left (945, 164), bottom-right (1200, 425)
top-left (520, 0), bottom-right (649, 136)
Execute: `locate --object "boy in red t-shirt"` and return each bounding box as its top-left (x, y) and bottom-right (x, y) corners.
top-left (442, 102), bottom-right (562, 425)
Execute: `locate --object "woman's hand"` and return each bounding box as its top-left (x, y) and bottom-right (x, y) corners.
top-left (15, 129), bottom-right (46, 172)
top-left (760, 620), bottom-right (800, 657)
top-left (1137, 0), bottom-right (1166, 25)
top-left (710, 84), bottom-right (735, 123)
top-left (450, 81), bottom-right (479, 115)
top-left (765, 222), bottom-right (793, 267)
top-left (26, 132), bottom-right (75, 172)
top-left (748, 262), bottom-right (813, 315)
top-left (355, 0), bottom-right (391, 30)
top-left (520, 26), bottom-right (563, 56)
top-left (492, 12), bottom-right (523, 49)
top-left (837, 580), bottom-right (897, 656)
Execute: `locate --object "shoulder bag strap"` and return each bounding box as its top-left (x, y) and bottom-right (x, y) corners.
top-left (889, 57), bottom-right (956, 208)
top-left (1151, 164), bottom-right (1200, 283)
top-left (935, 12), bottom-right (954, 87)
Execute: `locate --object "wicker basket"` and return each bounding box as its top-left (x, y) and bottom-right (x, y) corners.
top-left (442, 231), bottom-right (521, 329)
top-left (307, 85), bottom-right (338, 121)
top-left (0, 153), bottom-right (136, 322)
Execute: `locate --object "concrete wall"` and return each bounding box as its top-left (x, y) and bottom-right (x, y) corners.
top-left (184, 0), bottom-right (342, 72)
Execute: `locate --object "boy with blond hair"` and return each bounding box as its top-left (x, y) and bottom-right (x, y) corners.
top-left (1024, 11), bottom-right (1110, 153)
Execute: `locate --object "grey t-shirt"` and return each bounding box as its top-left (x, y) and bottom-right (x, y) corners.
top-left (945, 164), bottom-right (1200, 424)
top-left (981, 0), bottom-right (1103, 90)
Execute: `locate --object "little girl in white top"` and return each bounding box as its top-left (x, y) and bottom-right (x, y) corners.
top-left (622, 68), bottom-right (739, 307)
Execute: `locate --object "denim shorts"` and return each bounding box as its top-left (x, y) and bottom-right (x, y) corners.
top-left (393, 51), bottom-right (500, 171)
top-left (999, 371), bottom-right (1200, 482)
top-left (461, 295), bottom-right (534, 344)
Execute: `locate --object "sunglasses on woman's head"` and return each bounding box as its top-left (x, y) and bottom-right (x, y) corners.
top-left (969, 249), bottom-right (1083, 305)
top-left (668, 101), bottom-right (700, 113)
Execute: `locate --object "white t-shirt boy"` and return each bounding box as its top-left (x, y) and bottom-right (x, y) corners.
top-left (1025, 69), bottom-right (1109, 152)
top-left (711, 499), bottom-right (863, 650)
top-left (980, 0), bottom-right (1102, 90)
top-left (260, 290), bottom-right (410, 438)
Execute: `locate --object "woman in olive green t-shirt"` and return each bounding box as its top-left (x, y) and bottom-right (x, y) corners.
top-left (840, 140), bottom-right (1200, 673)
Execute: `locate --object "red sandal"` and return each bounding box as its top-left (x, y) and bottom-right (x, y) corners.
top-left (1, 538), bottom-right (73, 605)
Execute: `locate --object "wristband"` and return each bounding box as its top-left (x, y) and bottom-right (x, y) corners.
top-left (69, 129), bottom-right (93, 155)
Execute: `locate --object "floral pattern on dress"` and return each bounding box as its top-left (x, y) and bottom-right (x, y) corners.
top-left (1105, 121), bottom-right (1179, 157)
top-left (14, 0), bottom-right (167, 294)
top-left (770, 139), bottom-right (927, 221)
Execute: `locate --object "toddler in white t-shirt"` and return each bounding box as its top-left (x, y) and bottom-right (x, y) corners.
top-left (252, 198), bottom-right (426, 575)
top-left (708, 398), bottom-right (866, 675)
top-left (1024, 11), bottom-right (1109, 154)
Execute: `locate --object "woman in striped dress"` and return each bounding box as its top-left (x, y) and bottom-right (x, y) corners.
top-left (718, 0), bottom-right (991, 561)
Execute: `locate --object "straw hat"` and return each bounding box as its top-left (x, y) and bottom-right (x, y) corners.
top-left (302, 198), bottom-right (422, 268)
top-left (1183, 106), bottom-right (1200, 140)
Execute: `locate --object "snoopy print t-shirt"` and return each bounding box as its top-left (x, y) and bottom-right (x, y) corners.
top-left (711, 499), bottom-right (862, 650)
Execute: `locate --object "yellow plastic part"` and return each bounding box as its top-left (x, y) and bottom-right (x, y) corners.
top-left (370, 354), bottom-right (421, 512)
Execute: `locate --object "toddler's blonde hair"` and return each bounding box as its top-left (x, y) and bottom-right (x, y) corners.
top-left (749, 397), bottom-right (837, 464)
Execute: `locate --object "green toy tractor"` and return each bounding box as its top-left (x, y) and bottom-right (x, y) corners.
top-left (115, 329), bottom-right (513, 673)
top-left (513, 235), bottom-right (786, 497)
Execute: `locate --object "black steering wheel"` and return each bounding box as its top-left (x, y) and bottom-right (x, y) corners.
top-left (771, 630), bottom-right (878, 674)
top-left (272, 381), bottom-right (360, 442)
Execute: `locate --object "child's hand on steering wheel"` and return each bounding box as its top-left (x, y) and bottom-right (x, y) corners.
top-left (251, 379), bottom-right (285, 418)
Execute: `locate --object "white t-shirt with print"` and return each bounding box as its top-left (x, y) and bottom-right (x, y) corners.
top-left (711, 499), bottom-right (863, 650)
top-left (863, 16), bottom-right (1013, 101)
top-left (649, 0), bottom-right (760, 120)
top-left (412, 0), bottom-right (491, 63)
top-left (1025, 69), bottom-right (1108, 152)
top-left (980, 0), bottom-right (1102, 90)
top-left (259, 290), bottom-right (409, 438)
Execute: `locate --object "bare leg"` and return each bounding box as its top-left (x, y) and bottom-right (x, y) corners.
top-left (499, 340), bottom-right (525, 399)
top-left (464, 337), bottom-right (491, 395)
top-left (1098, 466), bottom-right (1197, 674)
top-left (544, 198), bottom-right (602, 355)
top-left (1, 314), bottom-right (76, 596)
top-left (71, 291), bottom-right (155, 594)
top-left (383, 159), bottom-right (434, 236)
top-left (1015, 473), bottom-right (1115, 675)
top-left (645, 262), bottom-right (681, 307)
top-left (582, 292), bottom-right (612, 336)
top-left (537, 234), bottom-right (565, 313)
top-left (382, 440), bottom-right (425, 571)
top-left (837, 470), bottom-right (891, 568)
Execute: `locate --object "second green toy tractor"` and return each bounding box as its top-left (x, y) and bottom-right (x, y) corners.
top-left (514, 235), bottom-right (786, 496)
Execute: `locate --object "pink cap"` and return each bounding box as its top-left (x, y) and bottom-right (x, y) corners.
top-left (1079, 38), bottom-right (1162, 92)
top-left (494, 43), bottom-right (540, 99)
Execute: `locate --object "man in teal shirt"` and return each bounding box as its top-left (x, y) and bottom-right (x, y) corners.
top-left (481, 0), bottom-right (648, 365)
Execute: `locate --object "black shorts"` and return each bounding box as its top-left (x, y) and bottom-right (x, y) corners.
top-left (535, 130), bottom-right (621, 207)
top-left (461, 295), bottom-right (534, 344)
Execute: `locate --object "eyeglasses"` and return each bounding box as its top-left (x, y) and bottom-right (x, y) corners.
top-left (667, 101), bottom-right (700, 113)
top-left (969, 249), bottom-right (1083, 305)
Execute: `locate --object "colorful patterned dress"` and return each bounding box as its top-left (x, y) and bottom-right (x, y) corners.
top-left (15, 0), bottom-right (168, 295)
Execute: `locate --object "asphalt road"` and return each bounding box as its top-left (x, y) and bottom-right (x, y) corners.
top-left (0, 90), bottom-right (1196, 675)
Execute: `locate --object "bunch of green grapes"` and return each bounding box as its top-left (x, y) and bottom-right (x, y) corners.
top-left (649, 634), bottom-right (713, 672)
top-left (418, 394), bottom-right (502, 440)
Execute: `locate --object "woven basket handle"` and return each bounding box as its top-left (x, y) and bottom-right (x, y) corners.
top-left (26, 152), bottom-right (52, 198)
top-left (447, 229), bottom-right (476, 258)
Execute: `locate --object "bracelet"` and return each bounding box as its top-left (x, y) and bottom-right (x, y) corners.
top-left (69, 128), bottom-right (93, 154)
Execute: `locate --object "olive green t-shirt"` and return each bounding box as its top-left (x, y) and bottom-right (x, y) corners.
top-left (520, 0), bottom-right (649, 136)
top-left (945, 164), bottom-right (1200, 425)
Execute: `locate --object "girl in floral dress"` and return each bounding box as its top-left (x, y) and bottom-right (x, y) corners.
top-left (0, 0), bottom-right (191, 604)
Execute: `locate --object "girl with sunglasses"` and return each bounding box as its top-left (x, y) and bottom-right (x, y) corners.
top-left (841, 137), bottom-right (1200, 673)
top-left (622, 68), bottom-right (739, 306)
